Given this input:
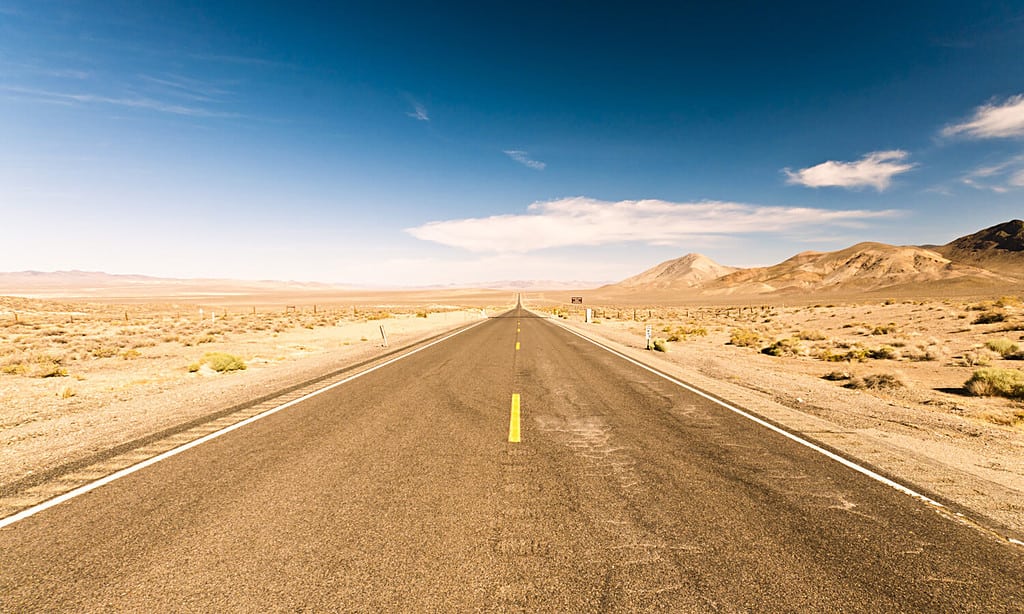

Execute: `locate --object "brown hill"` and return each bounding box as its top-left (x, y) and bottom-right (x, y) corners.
top-left (603, 253), bottom-right (738, 292)
top-left (934, 219), bottom-right (1024, 275)
top-left (702, 242), bottom-right (1011, 296)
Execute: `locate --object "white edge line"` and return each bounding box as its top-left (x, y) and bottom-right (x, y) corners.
top-left (546, 317), bottom-right (949, 507)
top-left (549, 314), bottom-right (1024, 546)
top-left (0, 318), bottom-right (489, 530)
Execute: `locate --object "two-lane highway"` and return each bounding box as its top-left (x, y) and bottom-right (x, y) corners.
top-left (2, 306), bottom-right (1022, 611)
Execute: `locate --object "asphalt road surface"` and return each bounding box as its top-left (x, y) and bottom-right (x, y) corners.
top-left (2, 306), bottom-right (1022, 612)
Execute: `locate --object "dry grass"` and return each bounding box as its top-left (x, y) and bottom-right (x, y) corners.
top-left (965, 368), bottom-right (1024, 399)
top-left (538, 294), bottom-right (1024, 429)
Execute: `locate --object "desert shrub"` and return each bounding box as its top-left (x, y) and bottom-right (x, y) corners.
top-left (90, 345), bottom-right (119, 358)
top-left (59, 387), bottom-right (76, 399)
top-left (187, 362), bottom-right (201, 373)
top-left (867, 346), bottom-right (900, 360)
top-left (121, 349), bottom-right (141, 360)
top-left (818, 347), bottom-right (868, 362)
top-left (871, 323), bottom-right (898, 335)
top-left (762, 338), bottom-right (803, 357)
top-left (651, 339), bottom-right (668, 352)
top-left (974, 311), bottom-right (1006, 325)
top-left (994, 296), bottom-right (1021, 308)
top-left (985, 338), bottom-right (1020, 358)
top-left (797, 330), bottom-right (826, 341)
top-left (205, 352), bottom-right (246, 372)
top-left (729, 328), bottom-right (761, 348)
top-left (956, 350), bottom-right (994, 367)
top-left (845, 373), bottom-right (905, 390)
top-left (822, 371), bottom-right (851, 381)
top-left (416, 311), bottom-right (429, 318)
top-left (964, 368), bottom-right (1024, 399)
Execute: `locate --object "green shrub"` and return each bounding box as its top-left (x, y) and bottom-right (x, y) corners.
top-left (201, 352), bottom-right (246, 372)
top-left (871, 323), bottom-right (898, 335)
top-left (964, 368), bottom-right (1024, 399)
top-left (985, 338), bottom-right (1020, 358)
top-left (729, 328), bottom-right (761, 348)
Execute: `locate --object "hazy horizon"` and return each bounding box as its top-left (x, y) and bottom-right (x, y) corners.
top-left (3, 2), bottom-right (1024, 285)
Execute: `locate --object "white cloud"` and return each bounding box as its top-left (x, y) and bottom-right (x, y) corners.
top-left (1008, 168), bottom-right (1024, 187)
top-left (407, 100), bottom-right (429, 121)
top-left (0, 85), bottom-right (235, 117)
top-left (784, 150), bottom-right (916, 191)
top-left (406, 196), bottom-right (899, 253)
top-left (503, 149), bottom-right (546, 170)
top-left (942, 94), bottom-right (1024, 139)
top-left (962, 155), bottom-right (1024, 192)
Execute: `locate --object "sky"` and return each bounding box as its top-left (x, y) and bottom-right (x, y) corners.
top-left (1, 1), bottom-right (1023, 286)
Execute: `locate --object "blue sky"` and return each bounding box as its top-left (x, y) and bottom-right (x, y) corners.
top-left (2, 1), bottom-right (1023, 285)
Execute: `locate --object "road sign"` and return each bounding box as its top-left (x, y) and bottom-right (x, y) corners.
top-left (571, 296), bottom-right (583, 304)
top-left (645, 325), bottom-right (652, 340)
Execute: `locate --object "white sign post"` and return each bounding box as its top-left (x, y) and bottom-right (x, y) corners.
top-left (585, 308), bottom-right (593, 323)
top-left (645, 324), bottom-right (652, 350)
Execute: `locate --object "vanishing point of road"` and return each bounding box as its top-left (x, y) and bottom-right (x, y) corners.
top-left (2, 305), bottom-right (1022, 611)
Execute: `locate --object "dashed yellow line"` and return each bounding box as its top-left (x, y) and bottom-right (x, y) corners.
top-left (515, 341), bottom-right (520, 351)
top-left (508, 393), bottom-right (521, 443)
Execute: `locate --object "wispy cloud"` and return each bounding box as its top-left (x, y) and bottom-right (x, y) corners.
top-left (406, 196), bottom-right (900, 253)
top-left (406, 100), bottom-right (429, 121)
top-left (503, 149), bottom-right (546, 170)
top-left (784, 150), bottom-right (915, 191)
top-left (139, 73), bottom-right (230, 102)
top-left (942, 94), bottom-right (1024, 139)
top-left (962, 155), bottom-right (1024, 192)
top-left (0, 85), bottom-right (237, 117)
top-left (187, 52), bottom-right (294, 68)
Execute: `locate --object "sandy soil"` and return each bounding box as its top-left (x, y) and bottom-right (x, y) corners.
top-left (0, 296), bottom-right (503, 490)
top-left (534, 297), bottom-right (1024, 538)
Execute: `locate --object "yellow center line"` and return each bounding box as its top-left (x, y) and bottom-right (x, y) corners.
top-left (515, 341), bottom-right (520, 350)
top-left (508, 393), bottom-right (521, 443)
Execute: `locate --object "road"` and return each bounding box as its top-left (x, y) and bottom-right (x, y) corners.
top-left (2, 306), bottom-right (1022, 612)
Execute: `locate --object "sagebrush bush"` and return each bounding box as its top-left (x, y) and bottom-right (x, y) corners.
top-left (985, 338), bottom-right (1020, 358)
top-left (199, 352), bottom-right (246, 372)
top-left (964, 368), bottom-right (1024, 399)
top-left (797, 330), bottom-right (826, 341)
top-left (974, 311), bottom-right (1006, 325)
top-left (729, 328), bottom-right (761, 348)
top-left (845, 373), bottom-right (906, 390)
top-left (762, 338), bottom-right (803, 357)
top-left (651, 338), bottom-right (668, 352)
top-left (867, 346), bottom-right (900, 360)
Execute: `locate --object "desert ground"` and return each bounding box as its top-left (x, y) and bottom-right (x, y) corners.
top-left (529, 294), bottom-right (1024, 534)
top-left (2, 286), bottom-right (1023, 537)
top-left (0, 293), bottom-right (510, 493)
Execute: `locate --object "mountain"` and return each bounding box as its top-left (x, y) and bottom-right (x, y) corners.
top-left (604, 253), bottom-right (738, 291)
top-left (933, 219), bottom-right (1024, 275)
top-left (598, 221), bottom-right (1024, 301)
top-left (0, 270), bottom-right (347, 298)
top-left (701, 242), bottom-right (1010, 296)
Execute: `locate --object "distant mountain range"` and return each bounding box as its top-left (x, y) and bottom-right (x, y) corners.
top-left (4, 220), bottom-right (1022, 300)
top-left (598, 219), bottom-right (1024, 299)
